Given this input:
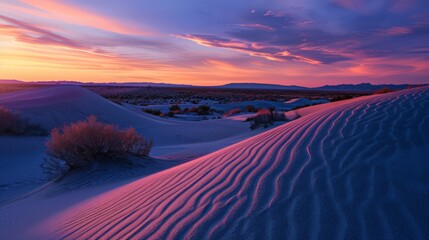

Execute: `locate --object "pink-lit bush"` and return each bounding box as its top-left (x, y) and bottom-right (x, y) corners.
top-left (249, 109), bottom-right (287, 130)
top-left (45, 116), bottom-right (152, 169)
top-left (0, 105), bottom-right (46, 135)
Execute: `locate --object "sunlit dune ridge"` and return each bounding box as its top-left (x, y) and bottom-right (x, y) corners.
top-left (40, 87), bottom-right (429, 240)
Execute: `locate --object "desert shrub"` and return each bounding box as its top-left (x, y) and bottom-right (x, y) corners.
top-left (374, 87), bottom-right (394, 94)
top-left (224, 108), bottom-right (241, 117)
top-left (45, 116), bottom-right (152, 171)
top-left (143, 109), bottom-right (162, 116)
top-left (245, 105), bottom-right (257, 112)
top-left (249, 108), bottom-right (287, 130)
top-left (169, 104), bottom-right (181, 112)
top-left (0, 106), bottom-right (20, 134)
top-left (188, 105), bottom-right (212, 115)
top-left (0, 105), bottom-right (47, 136)
top-left (272, 111), bottom-right (286, 121)
top-left (188, 107), bottom-right (198, 113)
top-left (197, 105), bottom-right (211, 115)
top-left (331, 95), bottom-right (354, 102)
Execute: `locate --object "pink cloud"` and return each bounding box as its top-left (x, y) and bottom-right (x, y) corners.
top-left (381, 27), bottom-right (412, 36)
top-left (0, 15), bottom-right (85, 49)
top-left (20, 0), bottom-right (152, 35)
top-left (237, 24), bottom-right (275, 32)
top-left (176, 34), bottom-right (347, 64)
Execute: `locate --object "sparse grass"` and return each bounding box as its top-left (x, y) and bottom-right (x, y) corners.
top-left (43, 116), bottom-right (152, 177)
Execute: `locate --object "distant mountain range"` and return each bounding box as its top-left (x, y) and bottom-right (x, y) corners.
top-left (0, 79), bottom-right (424, 92)
top-left (0, 80), bottom-right (193, 88)
top-left (218, 83), bottom-right (308, 90)
top-left (313, 83), bottom-right (412, 92)
top-left (218, 82), bottom-right (419, 92)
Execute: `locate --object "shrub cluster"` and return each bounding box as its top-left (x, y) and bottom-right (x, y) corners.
top-left (143, 108), bottom-right (162, 116)
top-left (331, 95), bottom-right (354, 102)
top-left (188, 105), bottom-right (212, 115)
top-left (45, 116), bottom-right (152, 170)
top-left (169, 104), bottom-right (181, 112)
top-left (245, 105), bottom-right (258, 113)
top-left (0, 105), bottom-right (47, 136)
top-left (249, 108), bottom-right (287, 130)
top-left (374, 87), bottom-right (394, 94)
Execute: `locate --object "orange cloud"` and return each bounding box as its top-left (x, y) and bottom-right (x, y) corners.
top-left (177, 34), bottom-right (328, 64)
top-left (20, 0), bottom-right (152, 35)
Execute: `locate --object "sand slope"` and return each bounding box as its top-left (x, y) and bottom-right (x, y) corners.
top-left (0, 86), bottom-right (259, 147)
top-left (28, 87), bottom-right (429, 239)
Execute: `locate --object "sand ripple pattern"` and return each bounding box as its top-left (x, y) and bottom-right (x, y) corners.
top-left (51, 87), bottom-right (429, 240)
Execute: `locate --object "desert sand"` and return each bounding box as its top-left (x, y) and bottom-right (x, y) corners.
top-left (0, 86), bottom-right (428, 239)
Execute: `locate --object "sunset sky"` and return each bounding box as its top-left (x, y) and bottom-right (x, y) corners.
top-left (1, 0), bottom-right (428, 86)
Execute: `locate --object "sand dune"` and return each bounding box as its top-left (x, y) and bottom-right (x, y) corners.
top-left (0, 86), bottom-right (260, 148)
top-left (26, 87), bottom-right (428, 239)
top-left (0, 85), bottom-right (170, 129)
top-left (0, 86), bottom-right (274, 207)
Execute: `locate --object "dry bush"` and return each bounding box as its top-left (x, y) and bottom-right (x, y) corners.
top-left (374, 87), bottom-right (394, 94)
top-left (253, 109), bottom-right (272, 124)
top-left (0, 106), bottom-right (20, 134)
top-left (224, 108), bottom-right (241, 117)
top-left (245, 105), bottom-right (257, 112)
top-left (0, 105), bottom-right (47, 135)
top-left (143, 109), bottom-right (162, 116)
top-left (249, 109), bottom-right (287, 130)
top-left (169, 104), bottom-right (181, 112)
top-left (188, 105), bottom-right (212, 115)
top-left (45, 116), bottom-right (152, 170)
top-left (272, 111), bottom-right (286, 121)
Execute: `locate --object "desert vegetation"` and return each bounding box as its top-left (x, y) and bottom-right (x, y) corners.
top-left (87, 85), bottom-right (365, 106)
top-left (0, 105), bottom-right (47, 136)
top-left (223, 108), bottom-right (241, 117)
top-left (374, 87), bottom-right (395, 94)
top-left (43, 116), bottom-right (152, 178)
top-left (187, 105), bottom-right (212, 115)
top-left (248, 108), bottom-right (287, 130)
top-left (143, 108), bottom-right (162, 116)
top-left (169, 104), bottom-right (181, 112)
top-left (245, 105), bottom-right (258, 113)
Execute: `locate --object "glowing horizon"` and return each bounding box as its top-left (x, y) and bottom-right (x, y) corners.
top-left (1, 0), bottom-right (428, 87)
